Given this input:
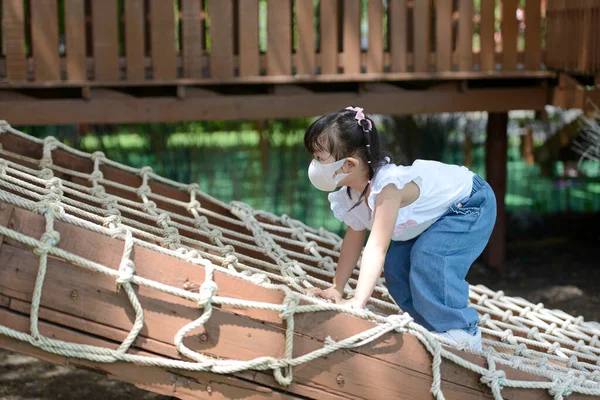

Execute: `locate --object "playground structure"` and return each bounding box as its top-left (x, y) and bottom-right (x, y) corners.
top-left (2, 120), bottom-right (600, 399)
top-left (1, 1), bottom-right (600, 398)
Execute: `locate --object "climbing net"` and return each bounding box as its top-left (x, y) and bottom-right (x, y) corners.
top-left (0, 120), bottom-right (599, 400)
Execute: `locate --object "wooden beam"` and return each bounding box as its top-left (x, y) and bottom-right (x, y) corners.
top-left (208, 0), bottom-right (234, 79)
top-left (238, 0), bottom-right (260, 77)
top-left (64, 0), bottom-right (87, 81)
top-left (0, 86), bottom-right (548, 125)
top-left (125, 0), bottom-right (146, 81)
top-left (267, 0), bottom-right (292, 76)
top-left (319, 0), bottom-right (338, 75)
top-left (30, 0), bottom-right (60, 81)
top-left (296, 0), bottom-right (315, 75)
top-left (150, 0), bottom-right (177, 79)
top-left (413, 0), bottom-right (430, 73)
top-left (3, 0), bottom-right (27, 81)
top-left (435, 0), bottom-right (452, 72)
top-left (92, 0), bottom-right (119, 80)
top-left (485, 112), bottom-right (508, 272)
top-left (181, 0), bottom-right (204, 79)
top-left (342, 0), bottom-right (361, 74)
top-left (479, 0), bottom-right (495, 72)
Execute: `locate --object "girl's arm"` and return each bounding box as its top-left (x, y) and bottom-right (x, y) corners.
top-left (306, 225), bottom-right (365, 301)
top-left (332, 226), bottom-right (367, 291)
top-left (342, 184), bottom-right (403, 308)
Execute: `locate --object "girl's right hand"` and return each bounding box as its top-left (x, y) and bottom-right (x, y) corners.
top-left (306, 286), bottom-right (344, 303)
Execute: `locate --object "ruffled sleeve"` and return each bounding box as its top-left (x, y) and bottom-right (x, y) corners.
top-left (328, 189), bottom-right (366, 231)
top-left (367, 164), bottom-right (420, 211)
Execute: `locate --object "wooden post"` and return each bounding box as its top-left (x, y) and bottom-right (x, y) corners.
top-left (485, 112), bottom-right (508, 272)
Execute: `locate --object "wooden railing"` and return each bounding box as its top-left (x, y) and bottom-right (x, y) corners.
top-left (545, 0), bottom-right (600, 75)
top-left (0, 0), bottom-right (548, 87)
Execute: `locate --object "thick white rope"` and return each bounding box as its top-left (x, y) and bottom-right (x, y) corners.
top-left (1, 121), bottom-right (600, 399)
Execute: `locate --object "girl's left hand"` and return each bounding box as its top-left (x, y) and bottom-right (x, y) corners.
top-left (338, 298), bottom-right (366, 310)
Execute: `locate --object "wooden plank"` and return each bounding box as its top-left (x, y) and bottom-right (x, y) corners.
top-left (181, 0), bottom-right (204, 79)
top-left (30, 0), bottom-right (60, 81)
top-left (0, 308), bottom-right (300, 400)
top-left (2, 0), bottom-right (27, 81)
top-left (502, 0), bottom-right (519, 71)
top-left (366, 0), bottom-right (383, 73)
top-left (412, 0), bottom-right (430, 72)
top-left (342, 0), bottom-right (361, 74)
top-left (238, 0), bottom-right (260, 77)
top-left (64, 0), bottom-right (87, 81)
top-left (525, 0), bottom-right (542, 70)
top-left (485, 112), bottom-right (508, 271)
top-left (0, 241), bottom-right (492, 400)
top-left (92, 0), bottom-right (120, 80)
top-left (0, 86), bottom-right (550, 125)
top-left (389, 0), bottom-right (407, 72)
top-left (435, 0), bottom-right (452, 72)
top-left (456, 0), bottom-right (474, 72)
top-left (0, 205), bottom-right (557, 400)
top-left (479, 0), bottom-right (495, 71)
top-left (208, 0), bottom-right (234, 79)
top-left (319, 0), bottom-right (338, 75)
top-left (267, 0), bottom-right (292, 76)
top-left (150, 0), bottom-right (177, 79)
top-left (125, 0), bottom-right (146, 81)
top-left (296, 0), bottom-right (315, 75)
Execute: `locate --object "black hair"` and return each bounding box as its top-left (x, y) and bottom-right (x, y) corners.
top-left (304, 107), bottom-right (390, 210)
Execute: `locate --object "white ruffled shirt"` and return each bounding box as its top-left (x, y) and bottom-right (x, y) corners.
top-left (328, 159), bottom-right (474, 241)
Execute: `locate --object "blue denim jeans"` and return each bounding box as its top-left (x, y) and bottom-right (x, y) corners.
top-left (383, 175), bottom-right (497, 333)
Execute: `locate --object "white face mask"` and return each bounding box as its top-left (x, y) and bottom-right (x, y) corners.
top-left (308, 158), bottom-right (351, 192)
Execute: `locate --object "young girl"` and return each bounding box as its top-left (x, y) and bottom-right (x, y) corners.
top-left (305, 106), bottom-right (497, 350)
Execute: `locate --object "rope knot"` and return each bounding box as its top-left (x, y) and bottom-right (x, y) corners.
top-left (138, 166), bottom-right (153, 177)
top-left (90, 185), bottom-right (106, 197)
top-left (480, 370), bottom-right (506, 388)
top-left (193, 215), bottom-right (209, 229)
top-left (317, 256), bottom-right (335, 270)
top-left (387, 313), bottom-right (413, 332)
top-left (186, 199), bottom-right (201, 212)
top-left (116, 260), bottom-right (135, 285)
top-left (43, 136), bottom-right (59, 151)
top-left (280, 214), bottom-right (290, 225)
top-left (548, 377), bottom-right (574, 399)
top-left (198, 281), bottom-right (218, 307)
top-left (157, 213), bottom-right (171, 226)
top-left (208, 229), bottom-right (223, 242)
top-left (281, 261), bottom-right (306, 279)
top-left (161, 228), bottom-right (180, 248)
top-left (91, 151), bottom-right (105, 162)
top-left (219, 244), bottom-right (235, 257)
top-left (187, 183), bottom-right (200, 192)
top-left (141, 200), bottom-right (157, 213)
top-left (303, 241), bottom-right (318, 253)
top-left (290, 227), bottom-right (304, 239)
top-left (38, 168), bottom-right (54, 180)
top-left (222, 254), bottom-right (238, 269)
top-left (280, 294), bottom-right (299, 320)
top-left (136, 185), bottom-right (152, 198)
top-left (89, 170), bottom-right (104, 181)
top-left (34, 231), bottom-right (60, 255)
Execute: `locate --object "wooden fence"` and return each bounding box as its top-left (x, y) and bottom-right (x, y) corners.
top-left (0, 0), bottom-right (550, 86)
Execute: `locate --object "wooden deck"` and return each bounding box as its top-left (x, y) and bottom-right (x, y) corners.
top-left (3, 0), bottom-right (594, 124)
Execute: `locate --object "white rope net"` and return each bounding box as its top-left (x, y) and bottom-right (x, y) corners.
top-left (0, 120), bottom-right (599, 399)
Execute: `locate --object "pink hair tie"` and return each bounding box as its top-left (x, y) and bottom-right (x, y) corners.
top-left (345, 106), bottom-right (373, 132)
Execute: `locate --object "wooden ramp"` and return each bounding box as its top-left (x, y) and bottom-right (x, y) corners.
top-left (0, 121), bottom-right (599, 399)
